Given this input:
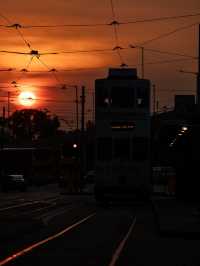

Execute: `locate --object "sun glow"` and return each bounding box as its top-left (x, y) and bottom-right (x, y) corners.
top-left (18, 91), bottom-right (36, 107)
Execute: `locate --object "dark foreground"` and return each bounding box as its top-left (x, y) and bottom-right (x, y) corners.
top-left (0, 185), bottom-right (200, 266)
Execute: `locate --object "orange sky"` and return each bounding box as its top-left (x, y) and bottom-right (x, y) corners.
top-left (0, 0), bottom-right (200, 129)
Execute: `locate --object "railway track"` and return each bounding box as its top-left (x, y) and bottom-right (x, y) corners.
top-left (0, 195), bottom-right (79, 219)
top-left (0, 203), bottom-right (136, 266)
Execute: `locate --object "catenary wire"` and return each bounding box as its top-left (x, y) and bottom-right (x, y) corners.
top-left (139, 21), bottom-right (199, 46)
top-left (109, 0), bottom-right (126, 66)
top-left (0, 13), bottom-right (11, 24)
top-left (0, 45), bottom-right (195, 59)
top-left (0, 13), bottom-right (32, 50)
top-left (3, 12), bottom-right (200, 28)
top-left (36, 57), bottom-right (63, 86)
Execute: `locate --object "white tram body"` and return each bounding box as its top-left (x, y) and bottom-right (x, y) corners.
top-left (95, 68), bottom-right (152, 201)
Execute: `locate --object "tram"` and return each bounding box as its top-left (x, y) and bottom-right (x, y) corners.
top-left (94, 68), bottom-right (152, 202)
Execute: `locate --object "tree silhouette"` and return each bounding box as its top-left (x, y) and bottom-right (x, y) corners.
top-left (9, 109), bottom-right (60, 141)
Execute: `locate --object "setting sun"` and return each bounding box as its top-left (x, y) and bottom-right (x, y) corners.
top-left (18, 91), bottom-right (36, 107)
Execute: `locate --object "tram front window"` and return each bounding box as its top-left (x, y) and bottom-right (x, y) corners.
top-left (111, 87), bottom-right (134, 108)
top-left (114, 138), bottom-right (130, 160)
top-left (132, 137), bottom-right (149, 160)
top-left (97, 138), bottom-right (112, 161)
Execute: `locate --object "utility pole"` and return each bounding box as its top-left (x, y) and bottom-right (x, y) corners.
top-left (65, 85), bottom-right (79, 130)
top-left (152, 84), bottom-right (156, 114)
top-left (80, 86), bottom-right (86, 187)
top-left (129, 45), bottom-right (144, 78)
top-left (197, 24), bottom-right (200, 104)
top-left (75, 85), bottom-right (79, 130)
top-left (136, 46), bottom-right (145, 78)
top-left (7, 91), bottom-right (10, 118)
top-left (3, 106), bottom-right (5, 121)
top-left (92, 91), bottom-right (95, 123)
top-left (81, 86), bottom-right (85, 138)
top-left (156, 100), bottom-right (159, 113)
top-left (141, 46), bottom-right (144, 79)
top-left (1, 106), bottom-right (6, 150)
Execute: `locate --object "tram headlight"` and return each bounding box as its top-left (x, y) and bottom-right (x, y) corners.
top-left (181, 126), bottom-right (188, 131)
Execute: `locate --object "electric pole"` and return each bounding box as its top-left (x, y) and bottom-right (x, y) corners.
top-left (152, 84), bottom-right (156, 114)
top-left (81, 86), bottom-right (85, 137)
top-left (1, 106), bottom-right (6, 150)
top-left (7, 91), bottom-right (10, 118)
top-left (75, 85), bottom-right (79, 130)
top-left (141, 46), bottom-right (144, 79)
top-left (80, 86), bottom-right (86, 187)
top-left (156, 100), bottom-right (159, 113)
top-left (129, 45), bottom-right (144, 78)
top-left (197, 24), bottom-right (200, 104)
top-left (3, 106), bottom-right (5, 121)
top-left (92, 91), bottom-right (95, 123)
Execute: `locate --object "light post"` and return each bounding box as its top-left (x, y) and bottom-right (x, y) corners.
top-left (61, 84), bottom-right (79, 130)
top-left (0, 84), bottom-right (20, 118)
top-left (129, 45), bottom-right (144, 79)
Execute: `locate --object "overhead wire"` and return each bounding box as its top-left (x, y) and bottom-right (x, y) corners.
top-left (141, 47), bottom-right (196, 58)
top-left (139, 21), bottom-right (199, 46)
top-left (0, 81), bottom-right (58, 89)
top-left (0, 54), bottom-right (197, 75)
top-left (1, 11), bottom-right (200, 29)
top-left (2, 95), bottom-right (74, 103)
top-left (20, 22), bottom-right (107, 28)
top-left (15, 27), bottom-right (32, 50)
top-left (145, 57), bottom-right (197, 65)
top-left (0, 47), bottom-right (120, 57)
top-left (109, 0), bottom-right (126, 66)
top-left (120, 12), bottom-right (200, 25)
top-left (0, 13), bottom-right (32, 50)
top-left (0, 12), bottom-right (11, 24)
top-left (36, 57), bottom-right (64, 86)
top-left (0, 45), bottom-right (195, 59)
top-left (0, 68), bottom-right (15, 72)
top-left (0, 9), bottom-right (199, 128)
top-left (60, 47), bottom-right (115, 54)
top-left (12, 56), bottom-right (35, 85)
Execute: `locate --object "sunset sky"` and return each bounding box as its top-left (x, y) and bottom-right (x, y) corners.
top-left (0, 0), bottom-right (200, 129)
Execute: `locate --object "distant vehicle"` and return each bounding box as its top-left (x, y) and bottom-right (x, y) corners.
top-left (0, 147), bottom-right (34, 187)
top-left (1, 174), bottom-right (27, 192)
top-left (0, 147), bottom-right (61, 187)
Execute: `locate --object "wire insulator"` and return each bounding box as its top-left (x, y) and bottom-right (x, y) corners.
top-left (113, 46), bottom-right (123, 50)
top-left (109, 20), bottom-right (120, 26)
top-left (7, 23), bottom-right (22, 29)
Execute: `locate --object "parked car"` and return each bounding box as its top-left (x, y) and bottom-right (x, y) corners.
top-left (1, 174), bottom-right (27, 192)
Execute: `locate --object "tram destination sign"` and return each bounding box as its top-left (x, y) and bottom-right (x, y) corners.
top-left (111, 121), bottom-right (135, 131)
